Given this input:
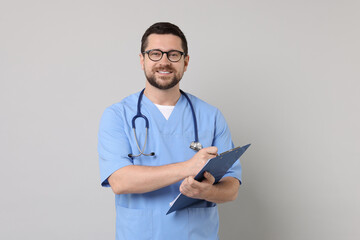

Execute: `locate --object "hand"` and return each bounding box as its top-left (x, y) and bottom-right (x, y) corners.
top-left (179, 171), bottom-right (216, 200)
top-left (185, 146), bottom-right (218, 176)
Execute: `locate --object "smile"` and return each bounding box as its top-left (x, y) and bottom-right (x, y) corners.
top-left (157, 71), bottom-right (172, 75)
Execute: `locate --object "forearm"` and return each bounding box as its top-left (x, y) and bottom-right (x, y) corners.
top-left (203, 177), bottom-right (240, 203)
top-left (108, 147), bottom-right (219, 195)
top-left (108, 162), bottom-right (189, 194)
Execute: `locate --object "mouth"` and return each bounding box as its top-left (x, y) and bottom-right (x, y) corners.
top-left (156, 69), bottom-right (173, 75)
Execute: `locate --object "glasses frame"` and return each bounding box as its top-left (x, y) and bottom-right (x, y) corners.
top-left (143, 49), bottom-right (185, 63)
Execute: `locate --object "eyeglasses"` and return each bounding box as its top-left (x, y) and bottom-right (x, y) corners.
top-left (143, 49), bottom-right (185, 62)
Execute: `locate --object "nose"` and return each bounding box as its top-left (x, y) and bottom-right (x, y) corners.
top-left (158, 53), bottom-right (172, 65)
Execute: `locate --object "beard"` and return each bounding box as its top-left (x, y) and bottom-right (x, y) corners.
top-left (144, 66), bottom-right (183, 90)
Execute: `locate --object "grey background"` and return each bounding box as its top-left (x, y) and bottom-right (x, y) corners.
top-left (1, 0), bottom-right (359, 239)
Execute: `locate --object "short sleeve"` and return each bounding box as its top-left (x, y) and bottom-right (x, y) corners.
top-left (212, 109), bottom-right (242, 184)
top-left (98, 106), bottom-right (133, 187)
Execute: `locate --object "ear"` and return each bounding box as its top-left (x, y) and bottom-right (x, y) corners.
top-left (183, 55), bottom-right (190, 72)
top-left (139, 53), bottom-right (145, 70)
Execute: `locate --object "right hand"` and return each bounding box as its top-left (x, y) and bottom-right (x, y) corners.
top-left (185, 146), bottom-right (218, 176)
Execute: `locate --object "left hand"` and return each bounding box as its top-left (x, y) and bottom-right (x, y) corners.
top-left (179, 171), bottom-right (215, 200)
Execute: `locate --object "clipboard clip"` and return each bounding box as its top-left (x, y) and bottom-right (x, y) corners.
top-left (220, 146), bottom-right (242, 156)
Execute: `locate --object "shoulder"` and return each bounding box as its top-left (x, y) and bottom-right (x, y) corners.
top-left (104, 91), bottom-right (140, 114)
top-left (184, 92), bottom-right (230, 132)
top-left (100, 91), bottom-right (141, 124)
top-left (184, 92), bottom-right (221, 116)
top-left (184, 92), bottom-right (218, 110)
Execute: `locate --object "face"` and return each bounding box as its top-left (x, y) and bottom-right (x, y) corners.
top-left (140, 34), bottom-right (189, 90)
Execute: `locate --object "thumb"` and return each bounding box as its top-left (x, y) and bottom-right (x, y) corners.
top-left (205, 146), bottom-right (218, 155)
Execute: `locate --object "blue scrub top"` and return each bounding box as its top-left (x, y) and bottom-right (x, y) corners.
top-left (98, 91), bottom-right (242, 240)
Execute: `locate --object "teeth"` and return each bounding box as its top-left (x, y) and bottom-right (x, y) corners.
top-left (159, 71), bottom-right (170, 74)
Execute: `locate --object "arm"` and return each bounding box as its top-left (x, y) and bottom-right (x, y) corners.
top-left (108, 147), bottom-right (219, 195)
top-left (179, 173), bottom-right (240, 203)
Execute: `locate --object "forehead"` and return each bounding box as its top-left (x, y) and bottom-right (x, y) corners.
top-left (146, 34), bottom-right (183, 51)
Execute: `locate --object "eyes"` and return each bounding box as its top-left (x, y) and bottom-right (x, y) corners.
top-left (144, 49), bottom-right (185, 62)
top-left (150, 51), bottom-right (161, 57)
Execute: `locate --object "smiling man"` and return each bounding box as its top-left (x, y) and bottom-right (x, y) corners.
top-left (98, 22), bottom-right (242, 240)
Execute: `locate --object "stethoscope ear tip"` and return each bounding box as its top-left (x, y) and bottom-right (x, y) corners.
top-left (150, 152), bottom-right (155, 156)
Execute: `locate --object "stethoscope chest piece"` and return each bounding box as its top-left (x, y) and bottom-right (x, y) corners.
top-left (190, 141), bottom-right (203, 151)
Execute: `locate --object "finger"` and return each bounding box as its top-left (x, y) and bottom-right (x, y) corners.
top-left (182, 177), bottom-right (195, 190)
top-left (180, 183), bottom-right (187, 194)
top-left (186, 176), bottom-right (195, 186)
top-left (189, 178), bottom-right (201, 189)
top-left (185, 177), bottom-right (203, 190)
top-left (180, 179), bottom-right (191, 193)
top-left (180, 178), bottom-right (199, 197)
top-left (204, 171), bottom-right (215, 184)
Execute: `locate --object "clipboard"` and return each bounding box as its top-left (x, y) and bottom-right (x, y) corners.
top-left (166, 144), bottom-right (251, 215)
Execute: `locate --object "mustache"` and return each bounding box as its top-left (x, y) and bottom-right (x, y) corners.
top-left (155, 67), bottom-right (174, 72)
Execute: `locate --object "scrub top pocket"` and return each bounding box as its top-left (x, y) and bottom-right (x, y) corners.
top-left (188, 206), bottom-right (219, 240)
top-left (116, 206), bottom-right (153, 240)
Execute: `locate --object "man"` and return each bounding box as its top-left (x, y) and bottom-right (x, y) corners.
top-left (98, 22), bottom-right (241, 240)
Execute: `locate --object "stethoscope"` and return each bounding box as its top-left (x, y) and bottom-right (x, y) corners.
top-left (128, 89), bottom-right (203, 158)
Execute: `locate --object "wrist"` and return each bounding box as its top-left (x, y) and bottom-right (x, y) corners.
top-left (202, 183), bottom-right (218, 202)
top-left (177, 161), bottom-right (191, 179)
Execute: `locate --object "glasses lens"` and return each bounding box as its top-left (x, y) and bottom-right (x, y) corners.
top-left (167, 51), bottom-right (182, 62)
top-left (148, 50), bottom-right (162, 61)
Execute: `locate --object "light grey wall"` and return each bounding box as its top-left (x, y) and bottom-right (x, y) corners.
top-left (1, 0), bottom-right (359, 239)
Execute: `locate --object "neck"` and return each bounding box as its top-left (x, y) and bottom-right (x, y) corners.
top-left (144, 82), bottom-right (181, 106)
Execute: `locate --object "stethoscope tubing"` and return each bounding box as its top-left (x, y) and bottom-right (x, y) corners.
top-left (132, 89), bottom-right (149, 129)
top-left (129, 88), bottom-right (200, 158)
top-left (180, 89), bottom-right (199, 143)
